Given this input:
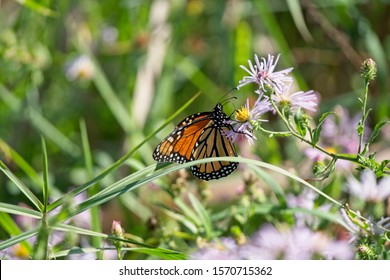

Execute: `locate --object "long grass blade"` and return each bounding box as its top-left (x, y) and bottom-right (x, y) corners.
top-left (0, 228), bottom-right (39, 251)
top-left (0, 203), bottom-right (42, 219)
top-left (0, 139), bottom-right (43, 191)
top-left (79, 119), bottom-right (102, 256)
top-left (41, 137), bottom-right (49, 213)
top-left (0, 160), bottom-right (43, 212)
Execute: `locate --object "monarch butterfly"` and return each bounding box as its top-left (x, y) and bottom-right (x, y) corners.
top-left (153, 103), bottom-right (238, 180)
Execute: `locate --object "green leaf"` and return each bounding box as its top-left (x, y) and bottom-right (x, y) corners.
top-left (368, 121), bottom-right (390, 145)
top-left (174, 196), bottom-right (202, 226)
top-left (14, 0), bottom-right (57, 17)
top-left (286, 0), bottom-right (313, 42)
top-left (294, 108), bottom-right (307, 137)
top-left (161, 208), bottom-right (199, 234)
top-left (312, 112), bottom-right (334, 146)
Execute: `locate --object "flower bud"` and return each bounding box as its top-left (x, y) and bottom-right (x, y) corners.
top-left (360, 58), bottom-right (377, 81)
top-left (111, 220), bottom-right (124, 238)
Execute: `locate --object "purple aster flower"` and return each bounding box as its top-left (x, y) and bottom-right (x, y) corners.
top-left (346, 170), bottom-right (390, 203)
top-left (340, 208), bottom-right (390, 244)
top-left (237, 54), bottom-right (293, 92)
top-left (272, 84), bottom-right (319, 113)
top-left (322, 106), bottom-right (364, 154)
top-left (286, 189), bottom-right (331, 227)
top-left (240, 224), bottom-right (289, 259)
top-left (240, 224), bottom-right (354, 260)
top-left (227, 96), bottom-right (271, 145)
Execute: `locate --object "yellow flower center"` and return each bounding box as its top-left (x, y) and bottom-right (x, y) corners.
top-left (325, 146), bottom-right (337, 154)
top-left (14, 244), bottom-right (30, 259)
top-left (235, 106), bottom-right (250, 122)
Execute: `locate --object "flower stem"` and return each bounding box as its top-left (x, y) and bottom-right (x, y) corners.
top-left (269, 95), bottom-right (359, 163)
top-left (358, 79), bottom-right (370, 155)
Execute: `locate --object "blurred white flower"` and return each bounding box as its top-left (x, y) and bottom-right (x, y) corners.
top-left (101, 26), bottom-right (118, 44)
top-left (346, 170), bottom-right (390, 202)
top-left (190, 237), bottom-right (241, 260)
top-left (66, 55), bottom-right (95, 81)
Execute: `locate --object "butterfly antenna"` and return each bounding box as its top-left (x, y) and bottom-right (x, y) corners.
top-left (217, 87), bottom-right (238, 105)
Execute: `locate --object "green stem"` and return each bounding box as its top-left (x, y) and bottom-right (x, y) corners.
top-left (269, 97), bottom-right (359, 162)
top-left (257, 126), bottom-right (291, 137)
top-left (358, 80), bottom-right (370, 154)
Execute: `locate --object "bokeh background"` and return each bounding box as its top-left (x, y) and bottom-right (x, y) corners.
top-left (1, 0), bottom-right (390, 259)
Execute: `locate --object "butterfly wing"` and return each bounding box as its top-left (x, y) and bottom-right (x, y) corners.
top-left (153, 112), bottom-right (213, 164)
top-left (153, 103), bottom-right (239, 181)
top-left (190, 124), bottom-right (238, 181)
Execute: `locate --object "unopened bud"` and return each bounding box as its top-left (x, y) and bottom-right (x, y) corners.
top-left (361, 58), bottom-right (377, 81)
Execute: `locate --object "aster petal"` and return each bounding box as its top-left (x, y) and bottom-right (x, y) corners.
top-left (377, 175), bottom-right (390, 199)
top-left (236, 53), bottom-right (294, 91)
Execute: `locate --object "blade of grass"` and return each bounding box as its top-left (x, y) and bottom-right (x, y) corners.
top-left (119, 192), bottom-right (153, 222)
top-left (80, 53), bottom-right (132, 134)
top-left (286, 0), bottom-right (313, 42)
top-left (53, 223), bottom-right (107, 238)
top-left (0, 228), bottom-right (39, 251)
top-left (174, 55), bottom-right (224, 103)
top-left (0, 83), bottom-right (21, 111)
top-left (161, 208), bottom-right (199, 234)
top-left (188, 193), bottom-right (213, 239)
top-left (0, 139), bottom-right (43, 191)
top-left (79, 119), bottom-right (102, 257)
top-left (41, 137), bottom-right (49, 213)
top-left (0, 84), bottom-right (79, 156)
top-left (52, 224), bottom-right (185, 259)
top-left (254, 1), bottom-right (307, 89)
top-left (51, 246), bottom-right (185, 260)
top-left (28, 108), bottom-right (81, 156)
top-left (173, 196), bottom-right (202, 226)
top-left (0, 160), bottom-right (43, 212)
top-left (0, 203), bottom-right (42, 219)
top-left (0, 212), bottom-right (34, 251)
top-left (247, 164), bottom-right (285, 199)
